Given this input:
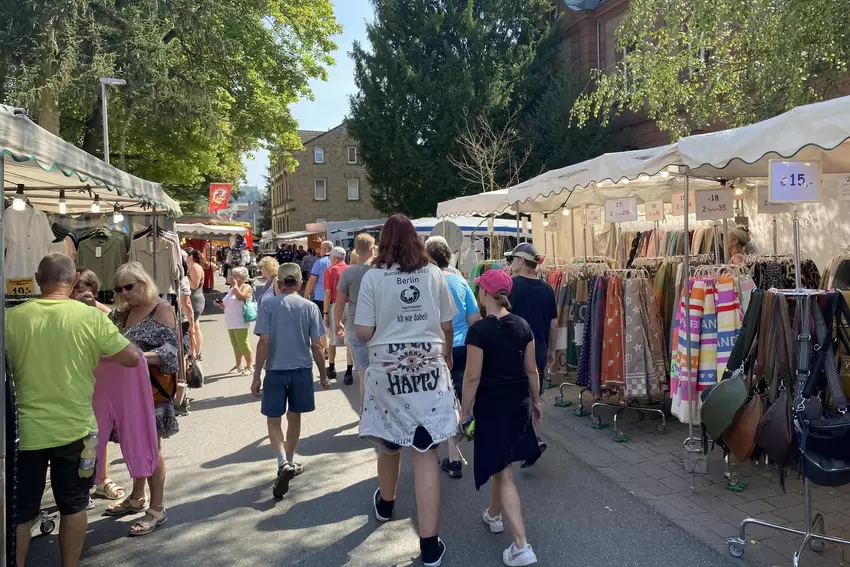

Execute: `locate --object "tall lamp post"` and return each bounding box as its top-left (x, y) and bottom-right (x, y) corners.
top-left (99, 77), bottom-right (126, 164)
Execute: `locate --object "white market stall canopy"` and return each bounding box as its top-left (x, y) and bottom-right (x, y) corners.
top-left (0, 105), bottom-right (182, 216)
top-left (411, 216), bottom-right (528, 236)
top-left (175, 223), bottom-right (248, 239)
top-left (436, 189), bottom-right (515, 217)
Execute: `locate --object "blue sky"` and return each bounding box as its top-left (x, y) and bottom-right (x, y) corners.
top-left (242, 0), bottom-right (373, 189)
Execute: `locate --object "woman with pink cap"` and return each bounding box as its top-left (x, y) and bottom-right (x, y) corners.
top-left (461, 268), bottom-right (541, 566)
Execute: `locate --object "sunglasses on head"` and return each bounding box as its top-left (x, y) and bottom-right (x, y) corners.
top-left (113, 283), bottom-right (138, 294)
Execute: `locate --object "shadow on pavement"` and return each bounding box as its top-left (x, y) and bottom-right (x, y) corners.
top-left (190, 393), bottom-right (257, 412)
top-left (296, 421), bottom-right (362, 456)
top-left (201, 436), bottom-right (270, 469)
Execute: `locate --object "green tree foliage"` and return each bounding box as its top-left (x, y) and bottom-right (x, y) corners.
top-left (0, 0), bottom-right (340, 210)
top-left (257, 174), bottom-right (273, 234)
top-left (571, 0), bottom-right (850, 140)
top-left (348, 0), bottom-right (554, 217)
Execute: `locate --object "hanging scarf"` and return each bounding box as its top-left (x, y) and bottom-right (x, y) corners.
top-left (575, 277), bottom-right (594, 388)
top-left (715, 275), bottom-right (742, 378)
top-left (697, 279), bottom-right (718, 415)
top-left (671, 278), bottom-right (704, 425)
top-left (640, 278), bottom-right (667, 395)
top-left (601, 276), bottom-right (625, 389)
top-left (623, 279), bottom-right (649, 397)
top-left (589, 277), bottom-right (608, 397)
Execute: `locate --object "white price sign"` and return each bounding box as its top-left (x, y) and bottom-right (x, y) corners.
top-left (695, 188), bottom-right (734, 220)
top-left (544, 215), bottom-right (561, 232)
top-left (671, 191), bottom-right (695, 215)
top-left (645, 200), bottom-right (665, 221)
top-left (757, 185), bottom-right (790, 213)
top-left (769, 160), bottom-right (821, 203)
top-left (604, 198), bottom-right (638, 223)
top-left (839, 176), bottom-right (850, 202)
top-left (585, 206), bottom-right (601, 225)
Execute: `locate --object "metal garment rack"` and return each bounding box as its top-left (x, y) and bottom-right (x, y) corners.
top-left (726, 211), bottom-right (850, 564)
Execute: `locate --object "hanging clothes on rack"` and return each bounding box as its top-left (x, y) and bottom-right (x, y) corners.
top-left (4, 203), bottom-right (56, 294)
top-left (76, 224), bottom-right (129, 292)
top-left (745, 254), bottom-right (821, 290)
top-left (130, 229), bottom-right (181, 294)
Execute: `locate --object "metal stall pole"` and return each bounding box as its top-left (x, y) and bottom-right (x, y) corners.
top-left (516, 211), bottom-right (520, 246)
top-left (722, 218), bottom-right (730, 263)
top-left (570, 210), bottom-right (576, 258)
top-left (583, 206), bottom-right (588, 262)
top-left (654, 221), bottom-right (660, 256)
top-left (152, 207), bottom-right (158, 282)
top-left (712, 223), bottom-right (721, 263)
top-left (792, 207), bottom-right (802, 288)
top-left (772, 215), bottom-right (778, 255)
top-left (0, 154), bottom-right (7, 567)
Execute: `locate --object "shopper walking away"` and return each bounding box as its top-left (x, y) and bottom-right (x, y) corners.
top-left (425, 236), bottom-right (481, 479)
top-left (355, 214), bottom-right (457, 567)
top-left (335, 233), bottom-right (375, 397)
top-left (103, 261), bottom-right (183, 536)
top-left (505, 243), bottom-right (555, 467)
top-left (6, 253), bottom-right (140, 567)
top-left (301, 248), bottom-right (316, 286)
top-left (305, 241), bottom-right (332, 356)
top-left (257, 256), bottom-right (280, 306)
top-left (186, 248), bottom-right (206, 359)
top-left (253, 263), bottom-right (330, 498)
top-left (324, 246), bottom-right (350, 381)
top-left (214, 266), bottom-right (255, 374)
top-left (462, 269), bottom-right (541, 566)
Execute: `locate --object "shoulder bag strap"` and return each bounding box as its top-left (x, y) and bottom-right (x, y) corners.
top-left (810, 294), bottom-right (848, 411)
top-left (723, 289), bottom-right (763, 381)
top-left (769, 294), bottom-right (795, 402)
top-left (796, 295), bottom-right (814, 400)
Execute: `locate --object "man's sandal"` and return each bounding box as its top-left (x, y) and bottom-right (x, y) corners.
top-left (104, 496), bottom-right (147, 517)
top-left (128, 507), bottom-right (167, 537)
top-left (94, 479), bottom-right (126, 501)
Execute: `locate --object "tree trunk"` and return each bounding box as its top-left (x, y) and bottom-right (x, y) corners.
top-left (36, 28), bottom-right (61, 135)
top-left (82, 104), bottom-right (103, 157)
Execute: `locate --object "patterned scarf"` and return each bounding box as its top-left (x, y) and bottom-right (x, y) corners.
top-left (671, 278), bottom-right (704, 425)
top-left (601, 276), bottom-right (625, 389)
top-left (623, 279), bottom-right (650, 397)
top-left (640, 278), bottom-right (667, 395)
top-left (715, 275), bottom-right (743, 379)
top-left (589, 277), bottom-right (608, 398)
top-left (697, 279), bottom-right (718, 413)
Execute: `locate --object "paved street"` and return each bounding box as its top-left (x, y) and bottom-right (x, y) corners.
top-left (27, 312), bottom-right (735, 566)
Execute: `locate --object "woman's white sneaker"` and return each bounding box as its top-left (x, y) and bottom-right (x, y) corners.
top-left (503, 542), bottom-right (537, 566)
top-left (482, 508), bottom-right (504, 533)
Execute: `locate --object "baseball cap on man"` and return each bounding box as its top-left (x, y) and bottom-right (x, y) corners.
top-left (278, 263), bottom-right (302, 284)
top-left (330, 246), bottom-right (346, 259)
top-left (473, 269), bottom-right (513, 297)
top-left (504, 242), bottom-right (540, 263)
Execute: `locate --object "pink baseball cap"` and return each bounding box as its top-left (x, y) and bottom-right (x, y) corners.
top-left (474, 269), bottom-right (513, 296)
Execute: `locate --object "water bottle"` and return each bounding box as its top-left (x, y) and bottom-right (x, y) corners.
top-left (78, 431), bottom-right (98, 478)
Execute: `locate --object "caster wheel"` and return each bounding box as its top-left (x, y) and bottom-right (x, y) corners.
top-left (809, 539), bottom-right (825, 553)
top-left (591, 415), bottom-right (602, 427)
top-left (41, 519), bottom-right (55, 535)
top-left (656, 424), bottom-right (667, 435)
top-left (728, 542), bottom-right (744, 558)
top-left (614, 430), bottom-right (630, 443)
top-left (637, 411), bottom-right (646, 421)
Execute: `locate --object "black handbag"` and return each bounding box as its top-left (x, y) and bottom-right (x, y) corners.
top-left (187, 357), bottom-right (205, 389)
top-left (796, 293), bottom-right (850, 487)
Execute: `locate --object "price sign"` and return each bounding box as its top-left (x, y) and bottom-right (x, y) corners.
top-left (645, 200), bottom-right (665, 221)
top-left (544, 214), bottom-right (560, 232)
top-left (695, 188), bottom-right (734, 220)
top-left (585, 206), bottom-right (601, 225)
top-left (769, 160), bottom-right (821, 203)
top-left (671, 191), bottom-right (696, 215)
top-left (6, 277), bottom-right (34, 296)
top-left (604, 198), bottom-right (638, 223)
top-left (839, 176), bottom-right (850, 202)
top-left (757, 185), bottom-right (790, 213)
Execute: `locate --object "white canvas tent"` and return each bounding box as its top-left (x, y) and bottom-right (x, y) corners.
top-left (436, 188), bottom-right (516, 217)
top-left (175, 223), bottom-right (248, 240)
top-left (0, 105), bottom-right (181, 215)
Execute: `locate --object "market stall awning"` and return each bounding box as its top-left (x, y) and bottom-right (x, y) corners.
top-left (271, 230), bottom-right (323, 241)
top-left (175, 223), bottom-right (247, 239)
top-left (436, 189), bottom-right (516, 217)
top-left (0, 105), bottom-right (182, 215)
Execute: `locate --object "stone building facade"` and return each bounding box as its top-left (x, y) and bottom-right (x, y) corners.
top-left (269, 124), bottom-right (381, 234)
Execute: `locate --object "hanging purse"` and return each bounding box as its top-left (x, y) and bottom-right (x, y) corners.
top-left (724, 337), bottom-right (763, 461)
top-left (756, 294), bottom-right (796, 467)
top-left (185, 332), bottom-right (205, 389)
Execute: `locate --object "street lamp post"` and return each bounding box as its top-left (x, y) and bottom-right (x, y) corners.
top-left (99, 77), bottom-right (126, 164)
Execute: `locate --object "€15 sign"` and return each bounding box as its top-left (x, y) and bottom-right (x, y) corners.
top-left (209, 183), bottom-right (233, 213)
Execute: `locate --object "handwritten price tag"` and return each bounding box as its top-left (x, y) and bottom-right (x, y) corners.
top-left (671, 191), bottom-right (695, 215)
top-left (6, 277), bottom-right (34, 296)
top-left (839, 176), bottom-right (850, 202)
top-left (645, 200), bottom-right (664, 221)
top-left (757, 185), bottom-right (790, 213)
top-left (544, 214), bottom-right (561, 232)
top-left (585, 207), bottom-right (601, 225)
top-left (695, 188), bottom-right (734, 220)
top-left (769, 160), bottom-right (821, 203)
top-left (604, 198), bottom-right (638, 223)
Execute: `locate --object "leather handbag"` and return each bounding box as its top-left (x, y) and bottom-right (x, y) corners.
top-left (756, 295), bottom-right (796, 466)
top-left (724, 387), bottom-right (763, 461)
top-left (187, 357), bottom-right (205, 389)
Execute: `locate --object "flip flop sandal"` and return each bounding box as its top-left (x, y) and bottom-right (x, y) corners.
top-left (104, 496), bottom-right (147, 517)
top-left (292, 462), bottom-right (305, 476)
top-left (228, 366), bottom-right (243, 374)
top-left (128, 507), bottom-right (167, 537)
top-left (94, 479), bottom-right (126, 501)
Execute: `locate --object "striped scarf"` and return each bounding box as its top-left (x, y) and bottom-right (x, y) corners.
top-left (715, 275), bottom-right (743, 379)
top-left (671, 278), bottom-right (704, 425)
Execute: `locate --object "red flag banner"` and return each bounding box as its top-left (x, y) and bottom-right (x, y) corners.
top-left (208, 183), bottom-right (233, 213)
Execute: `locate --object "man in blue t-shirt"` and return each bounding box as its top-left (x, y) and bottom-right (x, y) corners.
top-left (506, 242), bottom-right (556, 467)
top-left (304, 240), bottom-right (333, 356)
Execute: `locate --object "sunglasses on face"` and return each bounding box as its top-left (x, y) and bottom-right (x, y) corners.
top-left (113, 283), bottom-right (138, 294)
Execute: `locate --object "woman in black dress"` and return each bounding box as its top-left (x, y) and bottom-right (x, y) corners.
top-left (461, 269), bottom-right (541, 567)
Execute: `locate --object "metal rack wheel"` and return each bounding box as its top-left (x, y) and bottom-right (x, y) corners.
top-left (656, 423), bottom-right (667, 435)
top-left (728, 541), bottom-right (744, 558)
top-left (40, 519), bottom-right (56, 535)
top-left (809, 539), bottom-right (825, 553)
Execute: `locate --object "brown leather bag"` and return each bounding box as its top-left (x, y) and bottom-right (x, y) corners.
top-left (724, 337), bottom-right (763, 461)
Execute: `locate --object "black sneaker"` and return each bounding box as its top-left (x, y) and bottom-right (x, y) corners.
top-left (373, 488), bottom-right (393, 522)
top-left (328, 367), bottom-right (338, 379)
top-left (273, 462), bottom-right (295, 499)
top-left (422, 538), bottom-right (447, 567)
top-left (343, 370), bottom-right (354, 385)
top-left (521, 441), bottom-right (548, 469)
top-left (440, 458), bottom-right (463, 479)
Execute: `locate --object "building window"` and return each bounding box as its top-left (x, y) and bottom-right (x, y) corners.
top-left (314, 147), bottom-right (324, 164)
top-left (314, 179), bottom-right (327, 200)
top-left (347, 179), bottom-right (360, 201)
top-left (347, 146), bottom-right (358, 164)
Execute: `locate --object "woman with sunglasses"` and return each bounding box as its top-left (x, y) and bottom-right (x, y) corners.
top-left (213, 266), bottom-right (254, 374)
top-left (104, 262), bottom-right (180, 536)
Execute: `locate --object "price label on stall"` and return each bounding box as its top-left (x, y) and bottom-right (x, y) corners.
top-left (6, 277), bottom-right (34, 296)
top-left (671, 191), bottom-right (696, 215)
top-left (604, 198), bottom-right (638, 223)
top-left (839, 176), bottom-right (850, 202)
top-left (544, 214), bottom-right (561, 232)
top-left (695, 188), bottom-right (734, 220)
top-left (757, 185), bottom-right (790, 213)
top-left (769, 160), bottom-right (822, 203)
top-left (645, 200), bottom-right (665, 221)
top-left (585, 206), bottom-right (601, 225)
